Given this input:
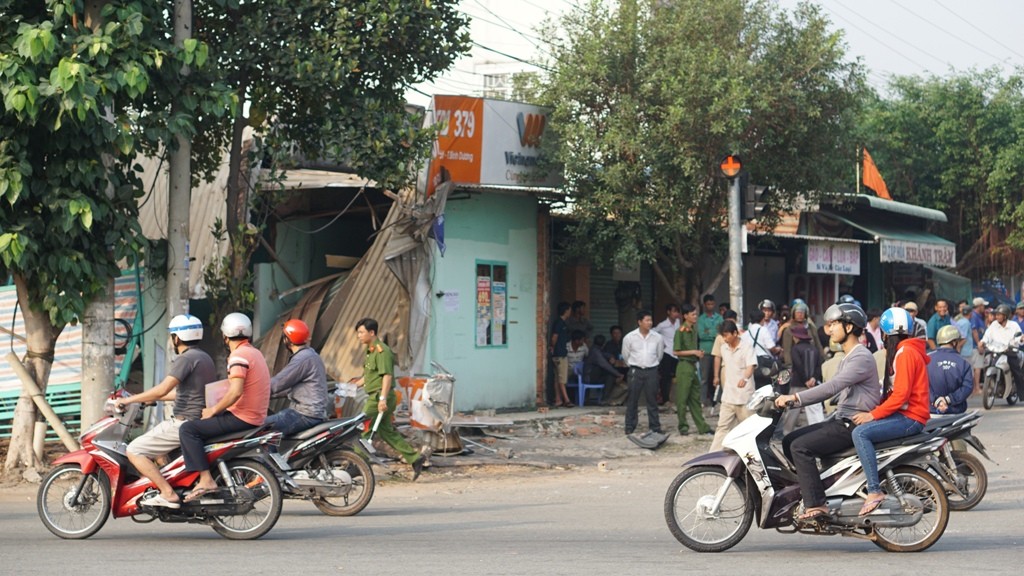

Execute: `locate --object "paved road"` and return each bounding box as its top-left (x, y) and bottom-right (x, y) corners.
top-left (1, 397), bottom-right (1022, 575)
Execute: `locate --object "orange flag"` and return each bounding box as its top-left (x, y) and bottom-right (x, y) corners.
top-left (862, 148), bottom-right (892, 200)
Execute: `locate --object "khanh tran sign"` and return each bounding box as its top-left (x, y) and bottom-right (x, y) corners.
top-left (425, 96), bottom-right (562, 196)
top-left (879, 239), bottom-right (956, 268)
top-left (807, 242), bottom-right (861, 275)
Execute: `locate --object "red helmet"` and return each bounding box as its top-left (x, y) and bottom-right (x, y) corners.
top-left (282, 319), bottom-right (311, 345)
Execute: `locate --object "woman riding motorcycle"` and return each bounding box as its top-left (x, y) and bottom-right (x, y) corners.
top-left (849, 307), bottom-right (931, 516)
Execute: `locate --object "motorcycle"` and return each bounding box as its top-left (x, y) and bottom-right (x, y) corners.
top-left (37, 402), bottom-right (284, 540)
top-left (270, 412), bottom-right (376, 516)
top-left (919, 410), bottom-right (991, 511)
top-left (664, 373), bottom-right (950, 553)
top-left (982, 348), bottom-right (1020, 409)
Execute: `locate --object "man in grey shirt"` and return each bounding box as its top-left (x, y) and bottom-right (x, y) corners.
top-left (120, 315), bottom-right (216, 508)
top-left (264, 319), bottom-right (329, 435)
top-left (774, 303), bottom-right (880, 521)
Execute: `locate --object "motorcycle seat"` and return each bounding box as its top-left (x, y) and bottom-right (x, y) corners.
top-left (285, 414), bottom-right (365, 441)
top-left (922, 414), bottom-right (963, 433)
top-left (203, 426), bottom-right (267, 445)
top-left (825, 431), bottom-right (936, 460)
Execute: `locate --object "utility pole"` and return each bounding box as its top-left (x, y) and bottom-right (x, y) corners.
top-left (721, 155), bottom-right (744, 318)
top-left (167, 0), bottom-right (193, 320)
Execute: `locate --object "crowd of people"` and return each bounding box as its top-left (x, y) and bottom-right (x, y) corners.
top-left (551, 291), bottom-right (1021, 517)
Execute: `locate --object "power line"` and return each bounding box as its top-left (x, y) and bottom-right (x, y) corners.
top-left (891, 0), bottom-right (1009, 66)
top-left (820, 3), bottom-right (935, 72)
top-left (459, 6), bottom-right (547, 51)
top-left (933, 0), bottom-right (1024, 61)
top-left (473, 41), bottom-right (553, 72)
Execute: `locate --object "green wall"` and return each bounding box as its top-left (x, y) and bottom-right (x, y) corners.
top-left (426, 192), bottom-right (538, 411)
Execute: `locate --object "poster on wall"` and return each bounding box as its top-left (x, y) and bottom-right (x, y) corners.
top-left (476, 276), bottom-right (491, 347)
top-left (492, 282), bottom-right (506, 345)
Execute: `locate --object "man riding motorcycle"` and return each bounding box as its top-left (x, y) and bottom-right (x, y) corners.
top-left (979, 303), bottom-right (1024, 403)
top-left (774, 303), bottom-right (881, 521)
top-left (264, 319), bottom-right (330, 436)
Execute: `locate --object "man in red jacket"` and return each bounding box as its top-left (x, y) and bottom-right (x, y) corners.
top-left (850, 307), bottom-right (931, 516)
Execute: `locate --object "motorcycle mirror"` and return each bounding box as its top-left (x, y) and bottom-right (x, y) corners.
top-left (776, 369), bottom-right (792, 385)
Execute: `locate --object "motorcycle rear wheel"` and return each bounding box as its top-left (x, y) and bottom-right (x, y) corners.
top-left (664, 466), bottom-right (753, 552)
top-left (982, 374), bottom-right (997, 410)
top-left (946, 451), bottom-right (987, 511)
top-left (210, 460), bottom-right (282, 540)
top-left (311, 449), bottom-right (376, 517)
top-left (37, 464), bottom-right (110, 540)
top-left (873, 466), bottom-right (949, 552)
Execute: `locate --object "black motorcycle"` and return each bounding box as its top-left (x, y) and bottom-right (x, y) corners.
top-left (270, 413), bottom-right (376, 516)
top-left (920, 410), bottom-right (991, 511)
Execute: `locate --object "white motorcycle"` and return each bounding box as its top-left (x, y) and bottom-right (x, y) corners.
top-left (982, 347), bottom-right (1020, 409)
top-left (664, 375), bottom-right (950, 553)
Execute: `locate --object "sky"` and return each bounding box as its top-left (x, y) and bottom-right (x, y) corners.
top-left (408, 0), bottom-right (1024, 106)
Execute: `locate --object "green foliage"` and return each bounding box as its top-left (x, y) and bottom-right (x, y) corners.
top-left (0, 0), bottom-right (226, 326)
top-left (189, 0), bottom-right (470, 319)
top-left (535, 0), bottom-right (866, 300)
top-left (859, 70), bottom-right (1024, 274)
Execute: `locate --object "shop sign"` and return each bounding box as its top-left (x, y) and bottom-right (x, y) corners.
top-left (880, 239), bottom-right (956, 267)
top-left (807, 242), bottom-right (861, 275)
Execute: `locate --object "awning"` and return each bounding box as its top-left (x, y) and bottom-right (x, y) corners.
top-left (827, 213), bottom-right (956, 268)
top-left (925, 266), bottom-right (972, 303)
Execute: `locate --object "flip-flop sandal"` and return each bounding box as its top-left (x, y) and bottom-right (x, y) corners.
top-left (183, 487), bottom-right (217, 503)
top-left (859, 493), bottom-right (886, 516)
top-left (797, 506), bottom-right (829, 521)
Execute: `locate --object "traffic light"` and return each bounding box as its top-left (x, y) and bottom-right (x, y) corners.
top-left (742, 180), bottom-right (769, 221)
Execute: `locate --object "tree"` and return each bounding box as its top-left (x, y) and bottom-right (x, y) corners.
top-left (534, 0), bottom-right (866, 304)
top-left (189, 0), bottom-right (470, 325)
top-left (0, 0), bottom-right (218, 477)
top-left (858, 70), bottom-right (1024, 278)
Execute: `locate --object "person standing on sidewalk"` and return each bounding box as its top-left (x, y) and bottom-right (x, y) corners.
top-left (622, 310), bottom-right (665, 437)
top-left (654, 303), bottom-right (681, 406)
top-left (709, 320), bottom-right (756, 452)
top-left (697, 294), bottom-right (723, 407)
top-left (355, 317), bottom-right (426, 481)
top-left (549, 302), bottom-right (573, 408)
top-left (673, 304), bottom-right (712, 436)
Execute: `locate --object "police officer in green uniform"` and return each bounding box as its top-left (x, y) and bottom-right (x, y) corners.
top-left (355, 317), bottom-right (425, 480)
top-left (673, 304), bottom-right (712, 436)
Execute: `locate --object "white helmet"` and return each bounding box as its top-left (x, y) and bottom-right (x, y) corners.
top-left (168, 314), bottom-right (203, 342)
top-left (221, 312), bottom-right (253, 339)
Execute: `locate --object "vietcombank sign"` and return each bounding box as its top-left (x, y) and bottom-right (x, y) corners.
top-left (425, 96), bottom-right (562, 196)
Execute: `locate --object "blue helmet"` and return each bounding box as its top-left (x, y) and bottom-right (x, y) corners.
top-left (791, 298), bottom-right (806, 308)
top-left (879, 307), bottom-right (914, 336)
top-left (837, 294), bottom-right (856, 305)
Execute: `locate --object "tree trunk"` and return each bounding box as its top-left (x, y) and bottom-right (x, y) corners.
top-left (81, 276), bottom-right (115, 428)
top-left (2, 273), bottom-right (62, 479)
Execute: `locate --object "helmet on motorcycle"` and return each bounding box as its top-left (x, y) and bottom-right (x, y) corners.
top-left (837, 294), bottom-right (856, 305)
top-left (759, 299), bottom-right (776, 311)
top-left (995, 304), bottom-right (1012, 318)
top-left (824, 303), bottom-right (867, 329)
top-left (936, 325), bottom-right (962, 347)
top-left (168, 314), bottom-right (203, 343)
top-left (282, 319), bottom-right (311, 345)
top-left (879, 307), bottom-right (913, 336)
top-left (221, 312), bottom-right (253, 339)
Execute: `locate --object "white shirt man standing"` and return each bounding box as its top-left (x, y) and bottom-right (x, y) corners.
top-left (622, 309), bottom-right (665, 436)
top-left (654, 304), bottom-right (681, 406)
top-left (709, 319), bottom-right (757, 452)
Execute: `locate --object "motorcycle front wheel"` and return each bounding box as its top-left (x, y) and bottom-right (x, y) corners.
top-left (982, 374), bottom-right (997, 410)
top-left (946, 451), bottom-right (987, 511)
top-left (664, 466), bottom-right (753, 553)
top-left (211, 459), bottom-right (282, 540)
top-left (37, 464), bottom-right (110, 539)
top-left (873, 466), bottom-right (949, 552)
top-left (311, 449), bottom-right (376, 517)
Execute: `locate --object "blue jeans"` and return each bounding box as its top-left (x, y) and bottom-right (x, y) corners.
top-left (264, 408), bottom-right (324, 437)
top-left (851, 413), bottom-right (924, 493)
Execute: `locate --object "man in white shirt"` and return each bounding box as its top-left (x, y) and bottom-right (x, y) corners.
top-left (654, 304), bottom-right (681, 405)
top-left (979, 304), bottom-right (1024, 399)
top-left (622, 309), bottom-right (665, 436)
top-left (709, 320), bottom-right (756, 452)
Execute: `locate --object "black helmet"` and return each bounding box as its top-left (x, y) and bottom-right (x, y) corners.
top-left (837, 294), bottom-right (856, 305)
top-left (995, 304), bottom-right (1012, 317)
top-left (824, 303), bottom-right (867, 329)
top-left (759, 299), bottom-right (776, 311)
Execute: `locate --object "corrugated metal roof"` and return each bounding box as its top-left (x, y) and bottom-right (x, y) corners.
top-left (318, 197), bottom-right (408, 381)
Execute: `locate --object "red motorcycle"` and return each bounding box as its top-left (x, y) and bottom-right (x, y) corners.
top-left (37, 402), bottom-right (284, 540)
